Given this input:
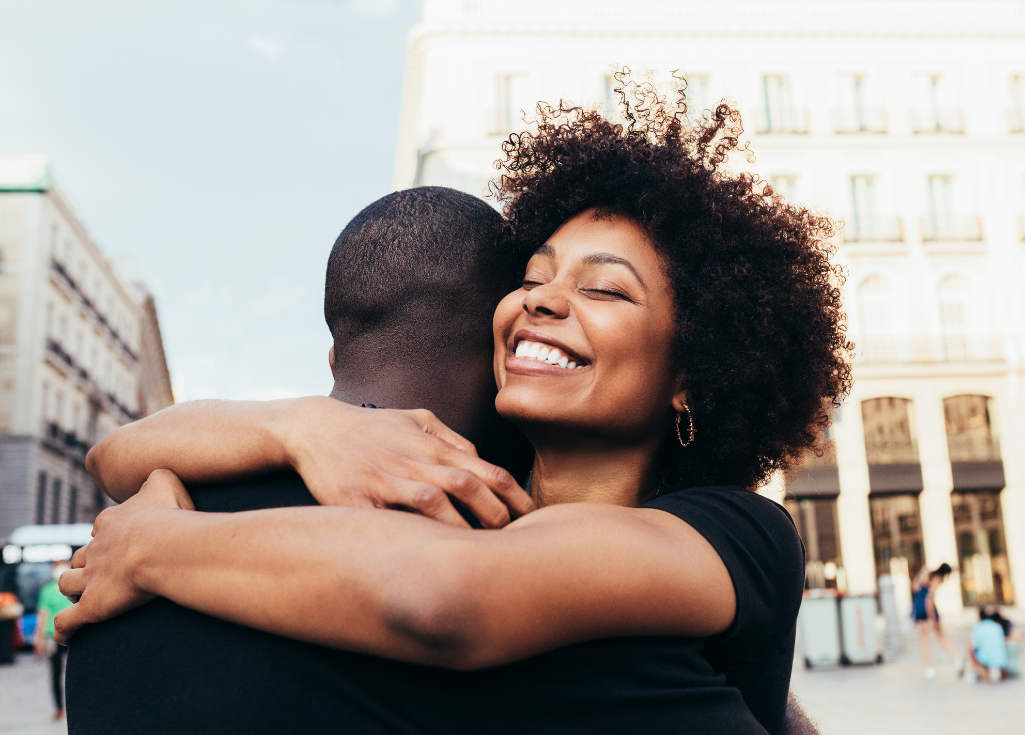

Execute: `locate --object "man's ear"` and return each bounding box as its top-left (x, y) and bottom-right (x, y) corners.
top-left (328, 345), bottom-right (336, 374)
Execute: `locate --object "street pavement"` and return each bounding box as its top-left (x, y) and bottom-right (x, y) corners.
top-left (791, 609), bottom-right (1025, 734)
top-left (1, 611), bottom-right (1022, 734)
top-left (0, 653), bottom-right (66, 735)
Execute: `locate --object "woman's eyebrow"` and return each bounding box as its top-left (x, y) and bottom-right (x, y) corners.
top-left (581, 252), bottom-right (646, 288)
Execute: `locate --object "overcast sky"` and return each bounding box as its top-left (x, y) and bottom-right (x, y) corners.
top-left (0, 0), bottom-right (422, 401)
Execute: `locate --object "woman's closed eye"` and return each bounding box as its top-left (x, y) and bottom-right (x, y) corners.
top-left (582, 283), bottom-right (634, 302)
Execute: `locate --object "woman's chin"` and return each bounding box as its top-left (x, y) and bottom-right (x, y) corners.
top-left (495, 389), bottom-right (577, 428)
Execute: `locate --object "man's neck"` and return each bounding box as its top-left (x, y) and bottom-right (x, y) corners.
top-left (328, 354), bottom-right (496, 443)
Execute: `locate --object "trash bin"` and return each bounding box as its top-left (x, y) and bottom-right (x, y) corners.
top-left (797, 594), bottom-right (841, 668)
top-left (839, 594), bottom-right (882, 665)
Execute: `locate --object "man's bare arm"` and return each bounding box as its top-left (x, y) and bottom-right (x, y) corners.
top-left (86, 397), bottom-right (533, 528)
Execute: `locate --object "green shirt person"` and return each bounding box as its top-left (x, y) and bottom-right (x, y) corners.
top-left (35, 562), bottom-right (73, 643)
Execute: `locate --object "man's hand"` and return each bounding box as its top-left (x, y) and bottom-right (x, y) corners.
top-left (277, 397), bottom-right (535, 529)
top-left (53, 470), bottom-right (194, 644)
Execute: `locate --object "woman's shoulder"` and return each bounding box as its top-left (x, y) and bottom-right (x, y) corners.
top-left (646, 484), bottom-right (800, 540)
top-left (644, 484), bottom-right (805, 635)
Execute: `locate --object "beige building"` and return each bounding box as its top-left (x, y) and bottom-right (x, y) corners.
top-left (394, 0), bottom-right (1025, 616)
top-left (0, 156), bottom-right (173, 538)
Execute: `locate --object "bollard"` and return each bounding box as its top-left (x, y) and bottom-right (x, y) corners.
top-left (878, 574), bottom-right (903, 658)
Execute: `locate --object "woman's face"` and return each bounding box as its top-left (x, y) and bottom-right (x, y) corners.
top-left (493, 209), bottom-right (685, 442)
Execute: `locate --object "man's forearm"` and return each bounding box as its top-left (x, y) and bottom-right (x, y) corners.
top-left (86, 400), bottom-right (292, 501)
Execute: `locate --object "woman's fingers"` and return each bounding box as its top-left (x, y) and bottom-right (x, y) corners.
top-left (386, 479), bottom-right (472, 529)
top-left (71, 546), bottom-right (88, 569)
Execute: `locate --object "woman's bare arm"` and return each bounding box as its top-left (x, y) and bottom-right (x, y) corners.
top-left (86, 397), bottom-right (533, 528)
top-left (56, 470), bottom-right (734, 669)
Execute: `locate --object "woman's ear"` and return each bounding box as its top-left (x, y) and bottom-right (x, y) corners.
top-left (670, 376), bottom-right (689, 414)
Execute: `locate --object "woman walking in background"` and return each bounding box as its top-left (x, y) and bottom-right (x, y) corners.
top-left (912, 562), bottom-right (962, 679)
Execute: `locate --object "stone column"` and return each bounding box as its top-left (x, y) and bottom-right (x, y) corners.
top-left (914, 394), bottom-right (962, 614)
top-left (834, 400), bottom-right (877, 595)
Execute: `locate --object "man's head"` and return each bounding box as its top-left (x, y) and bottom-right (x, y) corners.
top-left (324, 187), bottom-right (522, 448)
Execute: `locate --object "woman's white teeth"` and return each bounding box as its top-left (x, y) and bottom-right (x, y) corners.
top-left (513, 340), bottom-right (584, 368)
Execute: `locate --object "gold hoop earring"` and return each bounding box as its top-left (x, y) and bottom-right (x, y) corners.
top-left (676, 404), bottom-right (695, 448)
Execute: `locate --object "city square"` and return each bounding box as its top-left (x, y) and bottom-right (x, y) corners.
top-left (2, 1), bottom-right (1025, 733)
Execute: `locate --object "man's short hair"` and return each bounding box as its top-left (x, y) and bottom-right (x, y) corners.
top-left (324, 187), bottom-right (514, 354)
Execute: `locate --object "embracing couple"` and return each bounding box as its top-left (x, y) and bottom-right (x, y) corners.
top-left (56, 85), bottom-right (848, 734)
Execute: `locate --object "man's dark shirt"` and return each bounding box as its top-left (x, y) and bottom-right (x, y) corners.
top-left (67, 475), bottom-right (802, 735)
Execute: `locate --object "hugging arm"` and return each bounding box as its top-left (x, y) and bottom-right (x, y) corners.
top-left (57, 471), bottom-right (735, 669)
top-left (86, 397), bottom-right (533, 528)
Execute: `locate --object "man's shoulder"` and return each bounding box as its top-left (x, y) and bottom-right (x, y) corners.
top-left (187, 470), bottom-right (317, 513)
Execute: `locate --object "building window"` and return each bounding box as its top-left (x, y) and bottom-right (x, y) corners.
top-left (912, 74), bottom-right (963, 133)
top-left (785, 497), bottom-right (845, 590)
top-left (687, 74), bottom-right (711, 114)
top-left (68, 486), bottom-right (79, 524)
top-left (834, 73), bottom-right (886, 133)
top-left (952, 491), bottom-right (1014, 606)
top-left (491, 73), bottom-right (527, 136)
top-left (862, 397), bottom-right (917, 464)
top-left (758, 75), bottom-right (804, 133)
top-left (769, 175), bottom-right (798, 202)
top-left (870, 494), bottom-right (925, 584)
top-left (1009, 74), bottom-right (1024, 133)
top-left (857, 276), bottom-right (903, 361)
top-left (944, 395), bottom-right (1000, 462)
top-left (50, 479), bottom-right (63, 525)
top-left (36, 472), bottom-right (48, 525)
top-left (922, 175), bottom-right (982, 242)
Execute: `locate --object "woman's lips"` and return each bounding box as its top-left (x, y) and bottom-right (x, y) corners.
top-left (505, 354), bottom-right (589, 377)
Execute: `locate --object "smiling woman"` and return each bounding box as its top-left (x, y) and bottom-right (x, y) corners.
top-left (60, 74), bottom-right (848, 735)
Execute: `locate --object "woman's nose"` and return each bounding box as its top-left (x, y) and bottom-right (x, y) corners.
top-left (523, 283), bottom-right (570, 318)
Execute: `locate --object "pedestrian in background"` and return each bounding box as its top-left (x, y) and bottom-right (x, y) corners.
top-left (911, 563), bottom-right (961, 679)
top-left (964, 608), bottom-right (1009, 683)
top-left (34, 559), bottom-right (72, 721)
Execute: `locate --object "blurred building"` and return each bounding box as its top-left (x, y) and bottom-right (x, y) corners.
top-left (395, 0), bottom-right (1025, 615)
top-left (0, 156), bottom-right (174, 538)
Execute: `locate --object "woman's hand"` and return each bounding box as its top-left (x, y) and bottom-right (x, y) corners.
top-left (53, 470), bottom-right (194, 645)
top-left (276, 397), bottom-right (534, 529)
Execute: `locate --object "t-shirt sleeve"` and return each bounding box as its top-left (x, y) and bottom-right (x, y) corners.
top-left (645, 485), bottom-right (805, 734)
top-left (645, 485), bottom-right (805, 647)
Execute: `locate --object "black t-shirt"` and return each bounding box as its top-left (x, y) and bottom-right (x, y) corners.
top-left (67, 476), bottom-right (803, 735)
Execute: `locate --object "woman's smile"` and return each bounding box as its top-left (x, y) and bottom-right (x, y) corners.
top-left (506, 330), bottom-right (591, 375)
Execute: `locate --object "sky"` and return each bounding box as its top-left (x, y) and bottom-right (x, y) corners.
top-left (0, 0), bottom-right (422, 401)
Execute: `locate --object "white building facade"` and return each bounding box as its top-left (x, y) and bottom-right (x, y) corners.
top-left (0, 156), bottom-right (173, 538)
top-left (394, 0), bottom-right (1025, 616)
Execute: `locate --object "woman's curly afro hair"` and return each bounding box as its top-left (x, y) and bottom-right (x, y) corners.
top-left (491, 71), bottom-right (853, 491)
